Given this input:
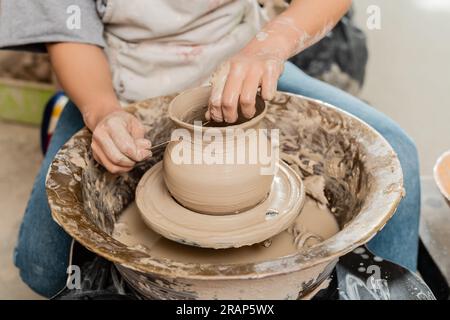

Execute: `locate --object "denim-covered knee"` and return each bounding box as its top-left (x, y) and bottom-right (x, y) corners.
top-left (14, 247), bottom-right (69, 298)
top-left (380, 123), bottom-right (420, 185)
top-left (14, 100), bottom-right (83, 297)
top-left (14, 225), bottom-right (71, 298)
top-left (14, 180), bottom-right (72, 297)
top-left (367, 123), bottom-right (421, 271)
top-left (14, 149), bottom-right (71, 297)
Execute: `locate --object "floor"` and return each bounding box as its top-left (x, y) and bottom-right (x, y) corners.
top-left (1, 0), bottom-right (449, 300)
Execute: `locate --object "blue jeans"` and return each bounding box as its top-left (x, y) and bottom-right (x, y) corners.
top-left (15, 62), bottom-right (420, 297)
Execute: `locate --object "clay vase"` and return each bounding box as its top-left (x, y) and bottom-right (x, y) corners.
top-left (163, 86), bottom-right (275, 215)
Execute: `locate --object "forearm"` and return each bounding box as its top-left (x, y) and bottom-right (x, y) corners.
top-left (246, 0), bottom-right (352, 60)
top-left (208, 0), bottom-right (351, 122)
top-left (46, 43), bottom-right (120, 131)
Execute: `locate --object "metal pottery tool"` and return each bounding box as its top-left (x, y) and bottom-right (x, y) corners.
top-left (135, 120), bottom-right (210, 166)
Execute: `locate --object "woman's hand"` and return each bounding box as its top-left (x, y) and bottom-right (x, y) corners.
top-left (46, 43), bottom-right (152, 174)
top-left (208, 48), bottom-right (284, 123)
top-left (89, 110), bottom-right (152, 174)
top-left (208, 0), bottom-right (352, 123)
top-left (207, 17), bottom-right (300, 123)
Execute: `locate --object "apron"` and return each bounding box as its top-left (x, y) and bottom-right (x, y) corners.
top-left (96, 0), bottom-right (266, 103)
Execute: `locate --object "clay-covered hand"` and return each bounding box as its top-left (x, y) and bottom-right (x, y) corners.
top-left (208, 46), bottom-right (285, 123)
top-left (90, 110), bottom-right (152, 174)
top-left (208, 0), bottom-right (351, 123)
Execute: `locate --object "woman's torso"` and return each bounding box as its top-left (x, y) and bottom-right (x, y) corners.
top-left (96, 0), bottom-right (266, 103)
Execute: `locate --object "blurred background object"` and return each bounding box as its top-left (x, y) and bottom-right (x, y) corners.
top-left (0, 51), bottom-right (52, 83)
top-left (0, 51), bottom-right (55, 125)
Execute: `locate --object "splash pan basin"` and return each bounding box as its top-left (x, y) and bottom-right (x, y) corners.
top-left (46, 92), bottom-right (403, 299)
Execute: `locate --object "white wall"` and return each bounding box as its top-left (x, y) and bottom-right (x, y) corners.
top-left (353, 0), bottom-right (450, 175)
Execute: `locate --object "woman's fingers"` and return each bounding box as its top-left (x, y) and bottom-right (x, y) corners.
top-left (135, 138), bottom-right (152, 160)
top-left (93, 130), bottom-right (135, 167)
top-left (205, 109), bottom-right (212, 121)
top-left (92, 140), bottom-right (133, 174)
top-left (208, 62), bottom-right (230, 122)
top-left (209, 56), bottom-right (282, 123)
top-left (128, 116), bottom-right (152, 160)
top-left (128, 116), bottom-right (146, 139)
top-left (107, 118), bottom-right (141, 161)
top-left (221, 62), bottom-right (246, 123)
top-left (240, 67), bottom-right (262, 119)
top-left (91, 111), bottom-right (154, 174)
top-left (261, 60), bottom-right (280, 101)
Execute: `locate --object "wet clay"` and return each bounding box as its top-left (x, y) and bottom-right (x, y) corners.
top-left (46, 91), bottom-right (404, 299)
top-left (136, 161), bottom-right (305, 249)
top-left (113, 196), bottom-right (339, 265)
top-left (184, 97), bottom-right (265, 127)
top-left (164, 86), bottom-right (274, 215)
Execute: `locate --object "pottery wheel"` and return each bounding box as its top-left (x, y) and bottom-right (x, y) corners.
top-left (135, 161), bottom-right (306, 249)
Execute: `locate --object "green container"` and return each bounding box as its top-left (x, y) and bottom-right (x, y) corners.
top-left (0, 78), bottom-right (55, 125)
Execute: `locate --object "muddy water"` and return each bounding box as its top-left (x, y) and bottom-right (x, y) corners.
top-left (113, 196), bottom-right (340, 265)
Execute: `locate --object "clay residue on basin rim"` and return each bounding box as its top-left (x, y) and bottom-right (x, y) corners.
top-left (46, 92), bottom-right (404, 280)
